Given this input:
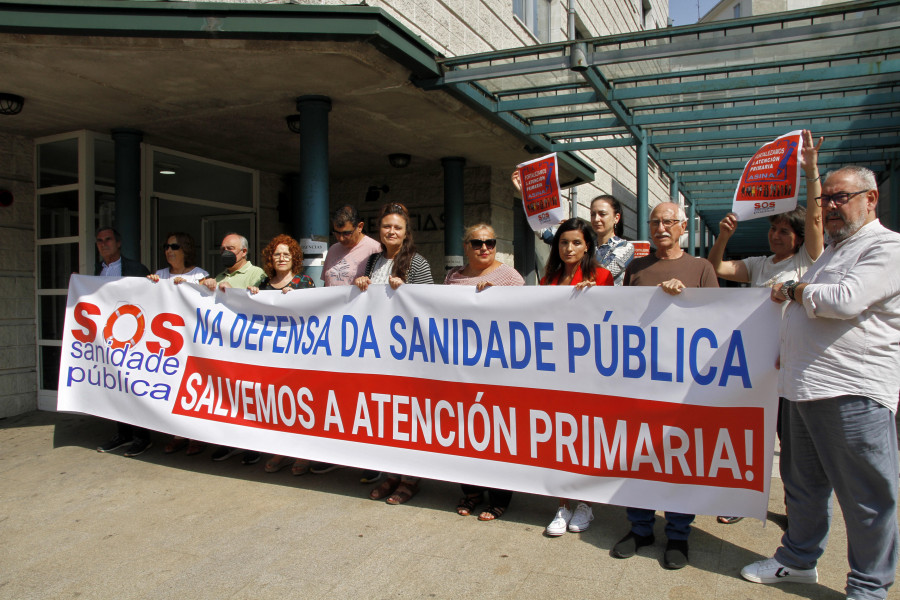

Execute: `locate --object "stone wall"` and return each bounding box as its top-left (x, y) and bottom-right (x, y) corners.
top-left (0, 132), bottom-right (37, 416)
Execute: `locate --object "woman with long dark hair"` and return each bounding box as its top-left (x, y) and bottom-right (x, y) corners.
top-left (541, 218), bottom-right (613, 536)
top-left (355, 202), bottom-right (433, 504)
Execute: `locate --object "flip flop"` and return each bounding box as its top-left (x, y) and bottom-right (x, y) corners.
top-left (386, 481), bottom-right (419, 505)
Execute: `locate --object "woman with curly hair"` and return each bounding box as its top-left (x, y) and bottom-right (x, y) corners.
top-left (250, 234), bottom-right (316, 474)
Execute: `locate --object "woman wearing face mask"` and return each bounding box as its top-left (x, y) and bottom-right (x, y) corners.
top-left (445, 223), bottom-right (524, 521)
top-left (354, 202), bottom-right (433, 504)
top-left (540, 218), bottom-right (613, 536)
top-left (147, 232), bottom-right (209, 455)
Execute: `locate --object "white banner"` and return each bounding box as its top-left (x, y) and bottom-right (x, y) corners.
top-left (59, 276), bottom-right (781, 519)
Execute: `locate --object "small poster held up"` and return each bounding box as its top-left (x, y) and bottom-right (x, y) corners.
top-left (732, 130), bottom-right (803, 221)
top-left (517, 153), bottom-right (567, 231)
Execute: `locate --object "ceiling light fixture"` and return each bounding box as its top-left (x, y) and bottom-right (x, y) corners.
top-left (388, 153), bottom-right (411, 168)
top-left (0, 93), bottom-right (24, 116)
top-left (286, 114), bottom-right (302, 134)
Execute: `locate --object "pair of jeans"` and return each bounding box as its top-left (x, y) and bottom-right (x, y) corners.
top-left (625, 508), bottom-right (694, 541)
top-left (776, 395), bottom-right (899, 600)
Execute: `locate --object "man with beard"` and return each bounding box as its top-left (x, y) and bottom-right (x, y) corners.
top-left (611, 202), bottom-right (718, 569)
top-left (741, 166), bottom-right (900, 600)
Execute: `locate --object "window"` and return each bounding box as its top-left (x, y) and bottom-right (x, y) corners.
top-left (514, 0), bottom-right (551, 43)
top-left (734, 3), bottom-right (742, 18)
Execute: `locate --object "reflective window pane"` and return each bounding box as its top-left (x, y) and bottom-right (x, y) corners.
top-left (38, 138), bottom-right (78, 188)
top-left (38, 190), bottom-right (79, 239)
top-left (41, 345), bottom-right (61, 391)
top-left (153, 152), bottom-right (253, 207)
top-left (39, 243), bottom-right (79, 289)
top-left (94, 138), bottom-right (115, 187)
top-left (39, 295), bottom-right (67, 341)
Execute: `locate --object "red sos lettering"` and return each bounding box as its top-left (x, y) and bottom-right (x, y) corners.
top-left (71, 302), bottom-right (185, 356)
top-left (754, 202), bottom-right (775, 209)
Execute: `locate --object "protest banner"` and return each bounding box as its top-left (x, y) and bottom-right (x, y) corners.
top-left (517, 153), bottom-right (567, 231)
top-left (732, 130), bottom-right (803, 221)
top-left (59, 276), bottom-right (781, 519)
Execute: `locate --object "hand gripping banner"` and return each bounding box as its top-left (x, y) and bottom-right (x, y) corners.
top-left (59, 276), bottom-right (782, 519)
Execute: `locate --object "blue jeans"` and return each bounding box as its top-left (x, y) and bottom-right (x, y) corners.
top-left (626, 508), bottom-right (694, 541)
top-left (776, 396), bottom-right (899, 600)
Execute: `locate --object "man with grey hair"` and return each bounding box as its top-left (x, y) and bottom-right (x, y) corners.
top-left (199, 232), bottom-right (265, 292)
top-left (611, 201), bottom-right (718, 569)
top-left (741, 166), bottom-right (899, 600)
top-left (199, 232), bottom-right (265, 463)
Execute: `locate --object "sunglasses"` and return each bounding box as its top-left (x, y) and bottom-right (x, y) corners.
top-left (163, 243), bottom-right (181, 250)
top-left (468, 238), bottom-right (497, 250)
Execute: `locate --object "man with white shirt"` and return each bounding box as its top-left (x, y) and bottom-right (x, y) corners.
top-left (741, 166), bottom-right (900, 600)
top-left (94, 227), bottom-right (153, 457)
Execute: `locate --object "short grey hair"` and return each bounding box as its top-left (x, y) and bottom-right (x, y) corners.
top-left (826, 165), bottom-right (877, 191)
top-left (224, 232), bottom-right (249, 251)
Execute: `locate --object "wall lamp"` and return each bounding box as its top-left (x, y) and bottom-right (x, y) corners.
top-left (388, 153), bottom-right (411, 168)
top-left (366, 185), bottom-right (390, 203)
top-left (0, 93), bottom-right (24, 116)
top-left (286, 114), bottom-right (302, 134)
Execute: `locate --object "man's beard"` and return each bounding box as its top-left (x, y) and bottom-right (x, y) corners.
top-left (825, 209), bottom-right (867, 244)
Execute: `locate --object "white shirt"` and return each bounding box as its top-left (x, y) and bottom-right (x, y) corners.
top-left (779, 220), bottom-right (900, 411)
top-left (99, 258), bottom-right (122, 277)
top-left (154, 266), bottom-right (209, 283)
top-left (741, 244), bottom-right (816, 289)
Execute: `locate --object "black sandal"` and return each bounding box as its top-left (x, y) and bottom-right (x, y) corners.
top-left (478, 505), bottom-right (506, 521)
top-left (717, 515), bottom-right (744, 524)
top-left (456, 492), bottom-right (483, 516)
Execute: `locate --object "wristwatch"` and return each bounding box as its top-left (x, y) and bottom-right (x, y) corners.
top-left (782, 280), bottom-right (799, 302)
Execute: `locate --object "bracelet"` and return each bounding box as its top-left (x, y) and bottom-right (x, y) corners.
top-left (806, 175), bottom-right (820, 182)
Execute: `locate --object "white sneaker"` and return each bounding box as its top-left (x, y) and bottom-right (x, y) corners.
top-left (567, 502), bottom-right (594, 532)
top-left (741, 557), bottom-right (818, 584)
top-left (545, 506), bottom-right (572, 536)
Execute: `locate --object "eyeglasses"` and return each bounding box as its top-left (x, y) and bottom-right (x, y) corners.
top-left (332, 229), bottom-right (356, 238)
top-left (468, 238), bottom-right (497, 250)
top-left (162, 243), bottom-right (181, 250)
top-left (648, 219), bottom-right (682, 229)
top-left (815, 190), bottom-right (867, 207)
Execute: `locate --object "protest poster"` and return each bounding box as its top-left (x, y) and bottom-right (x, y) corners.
top-left (517, 153), bottom-right (567, 231)
top-left (631, 241), bottom-right (651, 259)
top-left (732, 130), bottom-right (803, 221)
top-left (59, 276), bottom-right (781, 519)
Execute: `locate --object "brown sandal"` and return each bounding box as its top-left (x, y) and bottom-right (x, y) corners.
top-left (386, 481), bottom-right (419, 505)
top-left (185, 441), bottom-right (205, 456)
top-left (164, 437), bottom-right (188, 454)
top-left (478, 505), bottom-right (506, 521)
top-left (369, 477), bottom-right (400, 500)
top-left (457, 493), bottom-right (483, 516)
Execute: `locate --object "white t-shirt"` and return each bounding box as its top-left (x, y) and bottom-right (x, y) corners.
top-left (154, 266), bottom-right (208, 283)
top-left (741, 245), bottom-right (816, 289)
top-left (322, 236), bottom-right (382, 287)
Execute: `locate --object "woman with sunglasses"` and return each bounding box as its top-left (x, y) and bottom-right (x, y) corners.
top-left (445, 224), bottom-right (523, 521)
top-left (540, 218), bottom-right (613, 536)
top-left (355, 202), bottom-right (433, 504)
top-left (147, 232), bottom-right (208, 285)
top-left (147, 232), bottom-right (209, 455)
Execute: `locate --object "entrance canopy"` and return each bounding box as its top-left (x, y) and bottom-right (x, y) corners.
top-left (424, 0), bottom-right (900, 254)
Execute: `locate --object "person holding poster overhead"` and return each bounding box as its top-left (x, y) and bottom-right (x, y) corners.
top-left (708, 130), bottom-right (824, 525)
top-left (355, 202), bottom-right (433, 505)
top-left (709, 130), bottom-right (824, 292)
top-left (539, 218), bottom-right (613, 536)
